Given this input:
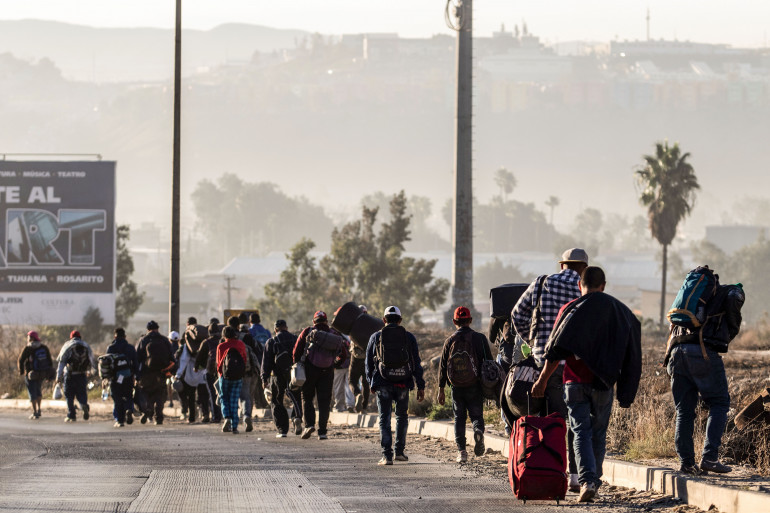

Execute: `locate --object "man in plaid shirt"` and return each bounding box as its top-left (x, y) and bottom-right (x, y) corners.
top-left (511, 248), bottom-right (588, 491)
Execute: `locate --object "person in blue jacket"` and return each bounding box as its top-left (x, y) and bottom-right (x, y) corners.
top-left (366, 305), bottom-right (425, 466)
top-left (106, 328), bottom-right (139, 427)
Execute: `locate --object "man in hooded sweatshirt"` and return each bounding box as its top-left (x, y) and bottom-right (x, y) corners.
top-left (177, 319), bottom-right (210, 423)
top-left (106, 328), bottom-right (139, 427)
top-left (18, 330), bottom-right (53, 419)
top-left (56, 330), bottom-right (97, 422)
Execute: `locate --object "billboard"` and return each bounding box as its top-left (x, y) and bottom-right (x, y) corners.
top-left (0, 161), bottom-right (116, 325)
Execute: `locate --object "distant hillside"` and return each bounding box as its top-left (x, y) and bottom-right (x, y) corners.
top-left (0, 20), bottom-right (308, 82)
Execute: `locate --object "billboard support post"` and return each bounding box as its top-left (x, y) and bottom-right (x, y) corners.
top-left (169, 0), bottom-right (182, 333)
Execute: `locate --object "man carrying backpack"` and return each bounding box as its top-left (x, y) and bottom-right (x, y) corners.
top-left (349, 304), bottom-right (371, 413)
top-left (195, 319), bottom-right (223, 423)
top-left (248, 312), bottom-right (271, 408)
top-left (293, 311), bottom-right (349, 440)
top-left (176, 319), bottom-right (210, 423)
top-left (136, 320), bottom-right (175, 425)
top-left (262, 319), bottom-right (301, 437)
top-left (511, 248), bottom-right (587, 488)
top-left (366, 306), bottom-right (426, 465)
top-left (106, 328), bottom-right (139, 427)
top-left (665, 267), bottom-right (745, 475)
top-left (55, 330), bottom-right (97, 422)
top-left (437, 306), bottom-right (493, 463)
top-left (532, 266), bottom-right (642, 502)
top-left (18, 331), bottom-right (53, 420)
top-left (217, 325), bottom-right (249, 434)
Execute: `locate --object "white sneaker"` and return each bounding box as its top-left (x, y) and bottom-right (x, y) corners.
top-left (276, 433), bottom-right (287, 438)
top-left (456, 450), bottom-right (468, 463)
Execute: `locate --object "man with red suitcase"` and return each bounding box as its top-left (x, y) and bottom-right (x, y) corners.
top-left (532, 267), bottom-right (641, 502)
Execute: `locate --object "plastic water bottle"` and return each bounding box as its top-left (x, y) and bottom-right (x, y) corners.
top-left (101, 388), bottom-right (109, 401)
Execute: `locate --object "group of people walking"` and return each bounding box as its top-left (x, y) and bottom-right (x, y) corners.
top-left (17, 246), bottom-right (745, 501)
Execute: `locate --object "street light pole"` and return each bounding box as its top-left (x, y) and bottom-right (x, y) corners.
top-left (169, 0), bottom-right (182, 333)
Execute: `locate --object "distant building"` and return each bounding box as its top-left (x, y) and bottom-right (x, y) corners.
top-left (705, 225), bottom-right (767, 253)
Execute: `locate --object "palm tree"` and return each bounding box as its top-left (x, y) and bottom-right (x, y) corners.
top-left (545, 195), bottom-right (560, 226)
top-left (635, 141), bottom-right (700, 326)
top-left (494, 167), bottom-right (516, 202)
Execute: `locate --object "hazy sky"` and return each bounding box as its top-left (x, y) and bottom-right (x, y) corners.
top-left (3, 0), bottom-right (769, 47)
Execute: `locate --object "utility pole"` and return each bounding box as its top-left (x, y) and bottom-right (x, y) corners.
top-left (169, 0), bottom-right (182, 333)
top-left (447, 0), bottom-right (475, 324)
top-left (646, 7), bottom-right (650, 41)
top-left (224, 275), bottom-right (236, 311)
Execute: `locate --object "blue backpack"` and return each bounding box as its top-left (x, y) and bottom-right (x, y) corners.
top-left (667, 266), bottom-right (719, 329)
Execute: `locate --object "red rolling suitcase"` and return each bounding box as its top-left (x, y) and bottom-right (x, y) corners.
top-left (508, 412), bottom-right (568, 503)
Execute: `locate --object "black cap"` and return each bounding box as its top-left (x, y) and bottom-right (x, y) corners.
top-left (147, 320), bottom-right (159, 330)
top-left (187, 316), bottom-right (197, 325)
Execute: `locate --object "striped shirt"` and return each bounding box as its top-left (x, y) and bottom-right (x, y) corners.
top-left (511, 269), bottom-right (581, 367)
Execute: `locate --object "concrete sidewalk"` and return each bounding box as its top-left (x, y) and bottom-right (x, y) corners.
top-left (324, 410), bottom-right (770, 513)
top-left (3, 398), bottom-right (769, 513)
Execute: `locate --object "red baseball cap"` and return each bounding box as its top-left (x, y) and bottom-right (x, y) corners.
top-left (313, 311), bottom-right (327, 322)
top-left (27, 331), bottom-right (40, 341)
top-left (453, 306), bottom-right (472, 321)
top-left (70, 330), bottom-right (81, 339)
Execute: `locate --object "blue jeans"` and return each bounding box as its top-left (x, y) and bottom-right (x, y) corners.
top-left (110, 379), bottom-right (134, 423)
top-left (376, 385), bottom-right (409, 459)
top-left (565, 382), bottom-right (614, 487)
top-left (452, 384), bottom-right (485, 450)
top-left (25, 377), bottom-right (43, 401)
top-left (206, 372), bottom-right (222, 422)
top-left (63, 373), bottom-right (88, 419)
top-left (668, 345), bottom-right (730, 465)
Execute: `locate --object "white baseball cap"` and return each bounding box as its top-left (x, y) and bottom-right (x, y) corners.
top-left (168, 331), bottom-right (180, 341)
top-left (383, 305), bottom-right (402, 318)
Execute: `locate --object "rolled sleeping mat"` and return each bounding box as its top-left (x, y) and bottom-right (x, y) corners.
top-left (489, 283), bottom-right (529, 319)
top-left (332, 302), bottom-right (363, 335)
top-left (349, 313), bottom-right (385, 350)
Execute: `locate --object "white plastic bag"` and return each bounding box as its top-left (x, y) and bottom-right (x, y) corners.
top-left (53, 383), bottom-right (63, 400)
top-left (290, 362), bottom-right (306, 388)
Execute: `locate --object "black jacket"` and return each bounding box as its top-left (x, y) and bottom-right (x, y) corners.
top-left (107, 338), bottom-right (139, 375)
top-left (195, 334), bottom-right (222, 375)
top-left (544, 292), bottom-right (642, 407)
top-left (438, 326), bottom-right (493, 388)
top-left (262, 330), bottom-right (297, 382)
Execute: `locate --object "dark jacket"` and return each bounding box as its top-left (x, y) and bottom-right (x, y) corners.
top-left (195, 334), bottom-right (222, 375)
top-left (293, 323), bottom-right (349, 366)
top-left (438, 326), bottom-right (493, 388)
top-left (18, 343), bottom-right (53, 376)
top-left (262, 330), bottom-right (297, 382)
top-left (135, 330), bottom-right (174, 378)
top-left (365, 324), bottom-right (426, 391)
top-left (107, 337), bottom-right (139, 377)
top-left (544, 291), bottom-right (642, 407)
top-left (671, 284), bottom-right (745, 353)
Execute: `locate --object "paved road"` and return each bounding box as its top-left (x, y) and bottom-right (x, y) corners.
top-left (0, 411), bottom-right (628, 512)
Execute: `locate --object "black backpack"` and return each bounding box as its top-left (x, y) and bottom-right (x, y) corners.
top-left (375, 325), bottom-right (412, 381)
top-left (446, 330), bottom-right (480, 387)
top-left (273, 332), bottom-right (296, 374)
top-left (98, 353), bottom-right (133, 380)
top-left (145, 336), bottom-right (171, 372)
top-left (32, 346), bottom-right (52, 373)
top-left (222, 347), bottom-right (246, 380)
top-left (67, 343), bottom-right (91, 373)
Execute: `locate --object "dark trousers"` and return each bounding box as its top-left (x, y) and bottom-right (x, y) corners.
top-left (110, 379), bottom-right (134, 423)
top-left (206, 372), bottom-right (222, 422)
top-left (302, 363), bottom-right (334, 435)
top-left (139, 373), bottom-right (167, 422)
top-left (181, 381), bottom-right (210, 421)
top-left (270, 371), bottom-right (301, 434)
top-left (546, 365), bottom-right (577, 474)
top-left (348, 357), bottom-right (370, 410)
top-left (63, 373), bottom-right (88, 419)
top-left (376, 385), bottom-right (410, 459)
top-left (452, 383), bottom-right (485, 450)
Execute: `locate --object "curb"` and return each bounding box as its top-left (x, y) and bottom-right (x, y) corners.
top-left (325, 411), bottom-right (770, 513)
top-left (3, 400), bottom-right (768, 513)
